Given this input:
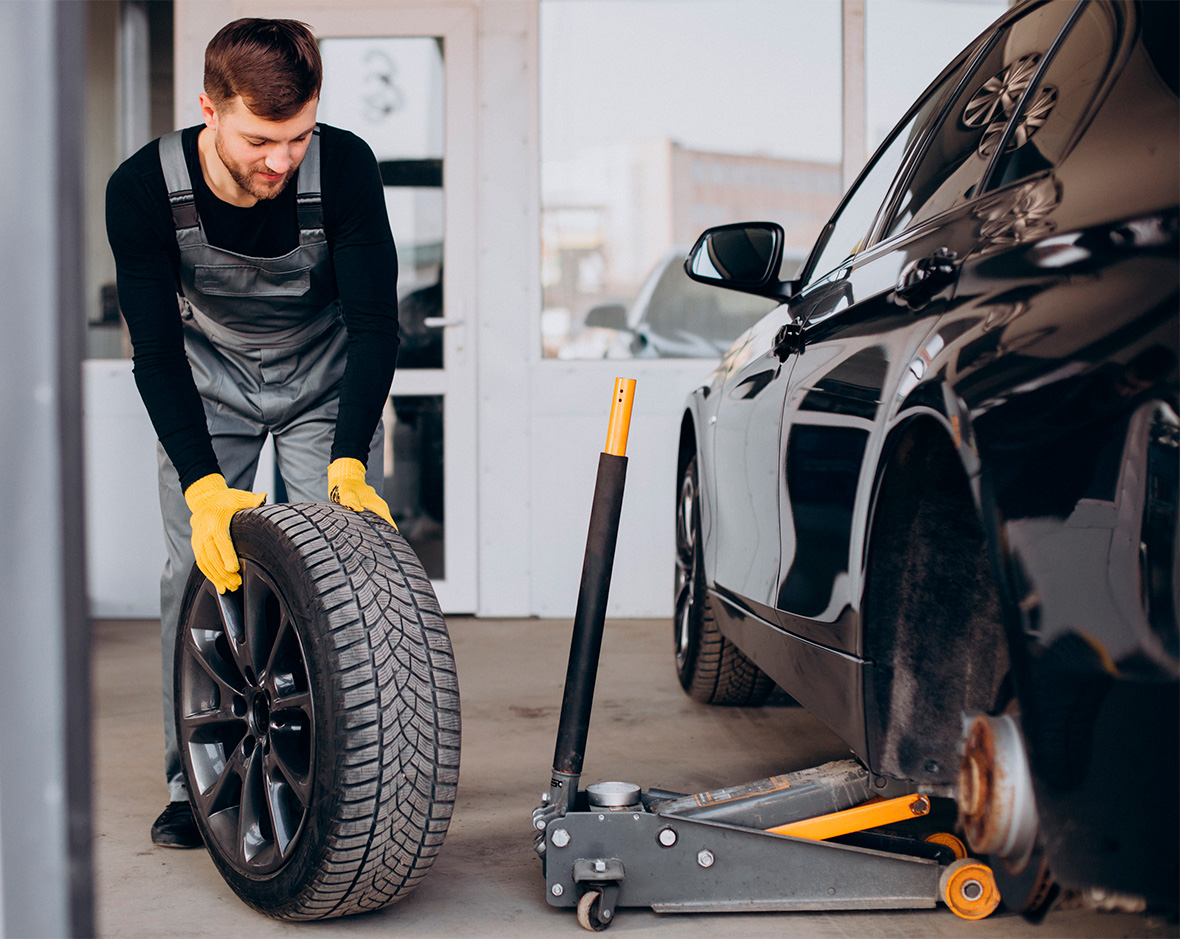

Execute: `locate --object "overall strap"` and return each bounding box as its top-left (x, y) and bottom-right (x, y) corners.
top-left (296, 128), bottom-right (324, 239)
top-left (158, 130), bottom-right (199, 231)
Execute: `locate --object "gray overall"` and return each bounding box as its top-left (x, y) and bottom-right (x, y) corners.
top-left (157, 128), bottom-right (384, 801)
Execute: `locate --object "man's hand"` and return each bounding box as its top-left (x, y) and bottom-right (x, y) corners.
top-left (329, 457), bottom-right (397, 528)
top-left (184, 473), bottom-right (267, 594)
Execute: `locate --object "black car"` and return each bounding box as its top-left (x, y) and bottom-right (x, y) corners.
top-left (674, 0), bottom-right (1177, 916)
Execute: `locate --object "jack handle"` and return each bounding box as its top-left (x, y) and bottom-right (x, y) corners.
top-left (543, 378), bottom-right (636, 824)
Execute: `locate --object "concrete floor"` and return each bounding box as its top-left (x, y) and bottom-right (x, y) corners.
top-left (93, 616), bottom-right (1176, 938)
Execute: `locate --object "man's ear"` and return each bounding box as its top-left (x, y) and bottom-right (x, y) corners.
top-left (198, 92), bottom-right (218, 130)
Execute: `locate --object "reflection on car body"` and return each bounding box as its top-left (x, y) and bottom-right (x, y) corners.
top-left (674, 0), bottom-right (1178, 916)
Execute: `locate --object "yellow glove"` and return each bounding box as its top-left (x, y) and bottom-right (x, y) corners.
top-left (329, 457), bottom-right (396, 528)
top-left (184, 473), bottom-right (267, 594)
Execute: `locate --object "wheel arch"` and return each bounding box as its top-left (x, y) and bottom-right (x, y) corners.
top-left (861, 411), bottom-right (1010, 785)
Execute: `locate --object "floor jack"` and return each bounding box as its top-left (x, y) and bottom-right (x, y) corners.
top-left (532, 378), bottom-right (1001, 931)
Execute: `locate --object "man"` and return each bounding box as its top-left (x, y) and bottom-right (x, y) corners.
top-left (106, 18), bottom-right (400, 848)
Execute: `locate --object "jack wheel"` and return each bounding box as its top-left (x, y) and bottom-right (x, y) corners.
top-left (924, 832), bottom-right (967, 860)
top-left (577, 890), bottom-right (611, 931)
top-left (940, 858), bottom-right (1001, 920)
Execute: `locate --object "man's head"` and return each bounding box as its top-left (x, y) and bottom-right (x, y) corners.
top-left (200, 19), bottom-right (322, 202)
top-left (204, 18), bottom-right (321, 120)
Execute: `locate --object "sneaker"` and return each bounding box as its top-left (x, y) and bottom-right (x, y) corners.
top-left (151, 801), bottom-right (203, 849)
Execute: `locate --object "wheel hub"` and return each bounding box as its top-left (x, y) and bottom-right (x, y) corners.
top-left (250, 689), bottom-right (272, 738)
top-left (957, 713), bottom-right (1038, 868)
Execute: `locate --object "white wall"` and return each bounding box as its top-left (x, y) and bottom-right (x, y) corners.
top-left (528, 360), bottom-right (709, 618)
top-left (84, 361), bottom-right (165, 617)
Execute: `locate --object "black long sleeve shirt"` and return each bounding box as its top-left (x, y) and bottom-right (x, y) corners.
top-left (105, 123), bottom-right (399, 491)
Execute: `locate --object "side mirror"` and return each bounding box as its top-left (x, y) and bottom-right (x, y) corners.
top-left (685, 222), bottom-right (795, 300)
top-left (584, 303), bottom-right (629, 331)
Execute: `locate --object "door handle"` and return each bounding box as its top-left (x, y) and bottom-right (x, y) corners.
top-left (772, 322), bottom-right (803, 361)
top-left (896, 247), bottom-right (959, 310)
top-left (423, 317), bottom-right (464, 328)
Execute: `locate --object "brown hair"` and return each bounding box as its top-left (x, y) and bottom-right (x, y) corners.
top-left (204, 18), bottom-right (322, 120)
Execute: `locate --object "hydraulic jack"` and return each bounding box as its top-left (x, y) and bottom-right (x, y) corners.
top-left (532, 378), bottom-right (1000, 930)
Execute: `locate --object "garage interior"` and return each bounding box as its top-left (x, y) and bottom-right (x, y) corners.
top-left (2, 0), bottom-right (1176, 935)
top-left (92, 617), bottom-right (1174, 938)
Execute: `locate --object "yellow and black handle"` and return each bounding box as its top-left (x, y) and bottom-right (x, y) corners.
top-left (551, 378), bottom-right (636, 793)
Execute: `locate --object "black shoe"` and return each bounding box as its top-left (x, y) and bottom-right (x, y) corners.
top-left (151, 801), bottom-right (203, 848)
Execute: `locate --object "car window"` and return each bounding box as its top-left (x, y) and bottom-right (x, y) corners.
top-left (883, 0), bottom-right (1080, 239)
top-left (641, 261), bottom-right (775, 347)
top-left (984, 1), bottom-right (1121, 192)
top-left (803, 49), bottom-right (976, 287)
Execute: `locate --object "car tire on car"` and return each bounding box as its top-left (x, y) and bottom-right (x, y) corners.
top-left (674, 456), bottom-right (774, 706)
top-left (174, 502), bottom-right (460, 920)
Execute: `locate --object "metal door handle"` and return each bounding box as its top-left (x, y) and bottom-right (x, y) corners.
top-left (423, 317), bottom-right (464, 328)
top-left (895, 247), bottom-right (959, 310)
top-left (773, 322), bottom-right (803, 361)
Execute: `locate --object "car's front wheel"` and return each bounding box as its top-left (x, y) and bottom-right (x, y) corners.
top-left (674, 456), bottom-right (774, 706)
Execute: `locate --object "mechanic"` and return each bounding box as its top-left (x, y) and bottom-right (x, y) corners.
top-left (105, 18), bottom-right (400, 849)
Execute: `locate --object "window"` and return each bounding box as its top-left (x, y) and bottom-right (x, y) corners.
top-left (985, 1), bottom-right (1120, 192)
top-left (540, 0), bottom-right (842, 359)
top-left (804, 49), bottom-right (974, 286)
top-left (882, 0), bottom-right (1080, 239)
top-left (866, 0), bottom-right (1007, 151)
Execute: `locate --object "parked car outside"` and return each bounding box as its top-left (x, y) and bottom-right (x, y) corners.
top-left (578, 250), bottom-right (781, 359)
top-left (675, 0), bottom-right (1177, 917)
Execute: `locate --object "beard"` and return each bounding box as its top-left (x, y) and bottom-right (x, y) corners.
top-left (214, 131), bottom-right (298, 201)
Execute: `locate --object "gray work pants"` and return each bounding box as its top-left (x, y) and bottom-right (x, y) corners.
top-left (157, 403), bottom-right (384, 802)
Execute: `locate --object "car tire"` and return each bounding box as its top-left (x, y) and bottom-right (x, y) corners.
top-left (174, 502), bottom-right (460, 920)
top-left (674, 456), bottom-right (774, 706)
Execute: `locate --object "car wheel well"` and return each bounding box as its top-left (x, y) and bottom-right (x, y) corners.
top-left (863, 418), bottom-right (1009, 785)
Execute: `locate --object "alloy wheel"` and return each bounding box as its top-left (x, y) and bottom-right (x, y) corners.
top-left (178, 561), bottom-right (315, 875)
top-left (674, 465), bottom-right (698, 671)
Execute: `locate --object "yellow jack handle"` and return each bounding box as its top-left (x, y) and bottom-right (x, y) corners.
top-left (604, 377), bottom-right (637, 457)
top-left (767, 794), bottom-right (931, 841)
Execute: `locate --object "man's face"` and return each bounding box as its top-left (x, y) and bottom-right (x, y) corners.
top-left (202, 94), bottom-right (319, 201)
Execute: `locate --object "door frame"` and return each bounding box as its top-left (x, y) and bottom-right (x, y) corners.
top-left (176, 2), bottom-right (480, 611)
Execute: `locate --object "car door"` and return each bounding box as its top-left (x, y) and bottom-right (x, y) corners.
top-left (706, 37), bottom-right (975, 615)
top-left (770, 0), bottom-right (1084, 656)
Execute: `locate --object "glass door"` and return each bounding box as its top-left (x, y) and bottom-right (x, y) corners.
top-left (286, 6), bottom-right (478, 611)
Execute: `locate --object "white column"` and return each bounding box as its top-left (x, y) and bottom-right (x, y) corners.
top-left (0, 1), bottom-right (93, 935)
top-left (842, 0), bottom-right (867, 191)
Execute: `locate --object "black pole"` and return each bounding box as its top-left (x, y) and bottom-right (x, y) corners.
top-left (552, 451), bottom-right (628, 777)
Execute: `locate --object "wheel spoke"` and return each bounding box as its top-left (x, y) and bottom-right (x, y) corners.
top-left (241, 561), bottom-right (280, 679)
top-left (238, 743), bottom-right (278, 868)
top-left (264, 748), bottom-right (305, 856)
top-left (676, 475), bottom-right (696, 567)
top-left (185, 632), bottom-right (246, 707)
top-left (271, 688), bottom-right (312, 720)
top-left (263, 611), bottom-right (295, 682)
top-left (209, 582), bottom-right (252, 682)
top-left (181, 699), bottom-right (242, 730)
top-left (267, 726), bottom-right (312, 804)
top-left (241, 564), bottom-right (271, 680)
top-left (191, 734), bottom-right (249, 817)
